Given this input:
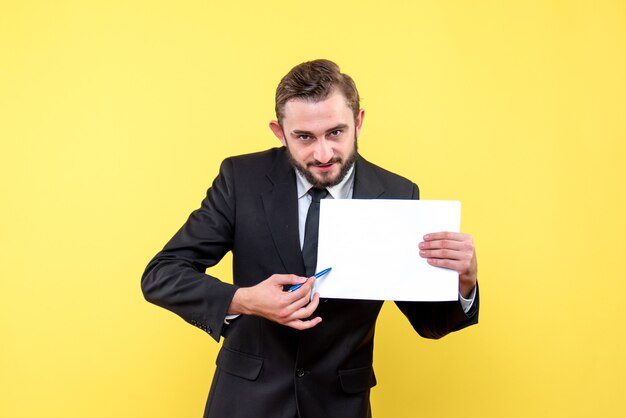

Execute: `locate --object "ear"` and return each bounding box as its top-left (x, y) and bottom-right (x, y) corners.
top-left (269, 120), bottom-right (287, 147)
top-left (355, 109), bottom-right (365, 137)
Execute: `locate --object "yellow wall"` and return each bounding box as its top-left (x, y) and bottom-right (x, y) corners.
top-left (2, 1), bottom-right (625, 417)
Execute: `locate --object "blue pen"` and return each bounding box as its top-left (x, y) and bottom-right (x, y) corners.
top-left (288, 267), bottom-right (332, 292)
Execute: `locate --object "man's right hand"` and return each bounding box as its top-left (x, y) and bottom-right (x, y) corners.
top-left (227, 274), bottom-right (322, 330)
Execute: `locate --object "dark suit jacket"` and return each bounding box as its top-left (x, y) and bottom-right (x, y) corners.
top-left (142, 147), bottom-right (479, 418)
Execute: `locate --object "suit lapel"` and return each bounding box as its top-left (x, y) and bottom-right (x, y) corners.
top-left (353, 155), bottom-right (385, 199)
top-left (261, 149), bottom-right (306, 276)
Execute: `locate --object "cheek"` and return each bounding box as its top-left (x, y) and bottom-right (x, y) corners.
top-left (337, 142), bottom-right (354, 156)
top-left (292, 147), bottom-right (312, 163)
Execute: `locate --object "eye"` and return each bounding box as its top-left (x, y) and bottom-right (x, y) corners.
top-left (329, 129), bottom-right (342, 137)
top-left (296, 134), bottom-right (312, 141)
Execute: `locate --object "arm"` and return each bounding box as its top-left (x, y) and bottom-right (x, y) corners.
top-left (141, 158), bottom-right (239, 342)
top-left (395, 285), bottom-right (479, 339)
top-left (141, 158), bottom-right (323, 341)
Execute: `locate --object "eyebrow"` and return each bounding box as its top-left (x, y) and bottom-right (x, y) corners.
top-left (290, 124), bottom-right (349, 136)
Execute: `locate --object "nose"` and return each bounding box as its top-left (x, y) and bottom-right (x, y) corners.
top-left (313, 139), bottom-right (333, 163)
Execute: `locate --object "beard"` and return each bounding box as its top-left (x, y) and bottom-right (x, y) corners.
top-left (286, 135), bottom-right (358, 189)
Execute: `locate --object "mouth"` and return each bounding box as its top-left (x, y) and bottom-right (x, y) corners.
top-left (310, 162), bottom-right (337, 173)
top-left (308, 157), bottom-right (341, 173)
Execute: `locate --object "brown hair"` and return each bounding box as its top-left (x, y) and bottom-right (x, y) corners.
top-left (275, 59), bottom-right (360, 124)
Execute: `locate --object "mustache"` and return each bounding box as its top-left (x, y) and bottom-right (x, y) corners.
top-left (307, 156), bottom-right (342, 167)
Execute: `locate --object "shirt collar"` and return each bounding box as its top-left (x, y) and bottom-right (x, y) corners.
top-left (295, 163), bottom-right (355, 200)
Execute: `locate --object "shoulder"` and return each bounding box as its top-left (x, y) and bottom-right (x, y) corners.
top-left (359, 156), bottom-right (413, 184)
top-left (217, 147), bottom-right (288, 178)
top-left (223, 147), bottom-right (286, 170)
top-left (216, 147), bottom-right (292, 191)
top-left (355, 155), bottom-right (420, 199)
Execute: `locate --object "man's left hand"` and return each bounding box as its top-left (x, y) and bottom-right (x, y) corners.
top-left (419, 231), bottom-right (477, 299)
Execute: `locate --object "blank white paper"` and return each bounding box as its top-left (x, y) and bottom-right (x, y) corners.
top-left (313, 200), bottom-right (461, 301)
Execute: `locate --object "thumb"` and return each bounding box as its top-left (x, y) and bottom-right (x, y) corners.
top-left (286, 274), bottom-right (308, 285)
top-left (270, 274), bottom-right (307, 285)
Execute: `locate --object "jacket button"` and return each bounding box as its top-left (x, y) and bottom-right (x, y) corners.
top-left (296, 368), bottom-right (306, 378)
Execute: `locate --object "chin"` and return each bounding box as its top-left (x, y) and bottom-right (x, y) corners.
top-left (311, 171), bottom-right (341, 188)
top-left (316, 172), bottom-right (338, 182)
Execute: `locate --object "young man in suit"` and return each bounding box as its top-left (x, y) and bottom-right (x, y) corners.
top-left (142, 59), bottom-right (479, 418)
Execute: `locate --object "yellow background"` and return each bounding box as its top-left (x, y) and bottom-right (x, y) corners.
top-left (2, 1), bottom-right (625, 417)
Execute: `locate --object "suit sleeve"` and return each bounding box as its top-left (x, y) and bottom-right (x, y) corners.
top-left (141, 158), bottom-right (239, 342)
top-left (394, 182), bottom-right (480, 339)
top-left (395, 286), bottom-right (479, 339)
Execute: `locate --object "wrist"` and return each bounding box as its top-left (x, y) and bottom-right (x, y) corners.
top-left (459, 279), bottom-right (476, 299)
top-left (228, 287), bottom-right (252, 315)
top-left (460, 286), bottom-right (473, 299)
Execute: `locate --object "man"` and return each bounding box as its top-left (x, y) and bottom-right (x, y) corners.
top-left (142, 59), bottom-right (479, 418)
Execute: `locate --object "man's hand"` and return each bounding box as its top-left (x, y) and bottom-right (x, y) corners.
top-left (419, 232), bottom-right (478, 298)
top-left (228, 274), bottom-right (322, 330)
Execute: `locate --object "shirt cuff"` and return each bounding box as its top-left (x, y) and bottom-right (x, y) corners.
top-left (224, 314), bottom-right (240, 325)
top-left (459, 286), bottom-right (477, 313)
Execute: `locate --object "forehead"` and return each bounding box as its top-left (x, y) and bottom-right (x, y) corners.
top-left (281, 91), bottom-right (353, 129)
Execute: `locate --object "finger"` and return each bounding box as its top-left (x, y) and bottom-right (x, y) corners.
top-left (419, 239), bottom-right (470, 251)
top-left (420, 248), bottom-right (467, 260)
top-left (283, 277), bottom-right (316, 303)
top-left (287, 291), bottom-right (320, 319)
top-left (427, 257), bottom-right (471, 273)
top-left (291, 293), bottom-right (321, 320)
top-left (286, 316), bottom-right (322, 330)
top-left (280, 276), bottom-right (308, 299)
top-left (301, 292), bottom-right (320, 314)
top-left (271, 274), bottom-right (307, 286)
top-left (285, 291), bottom-right (314, 311)
top-left (423, 231), bottom-right (470, 242)
top-left (288, 275), bottom-right (308, 285)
